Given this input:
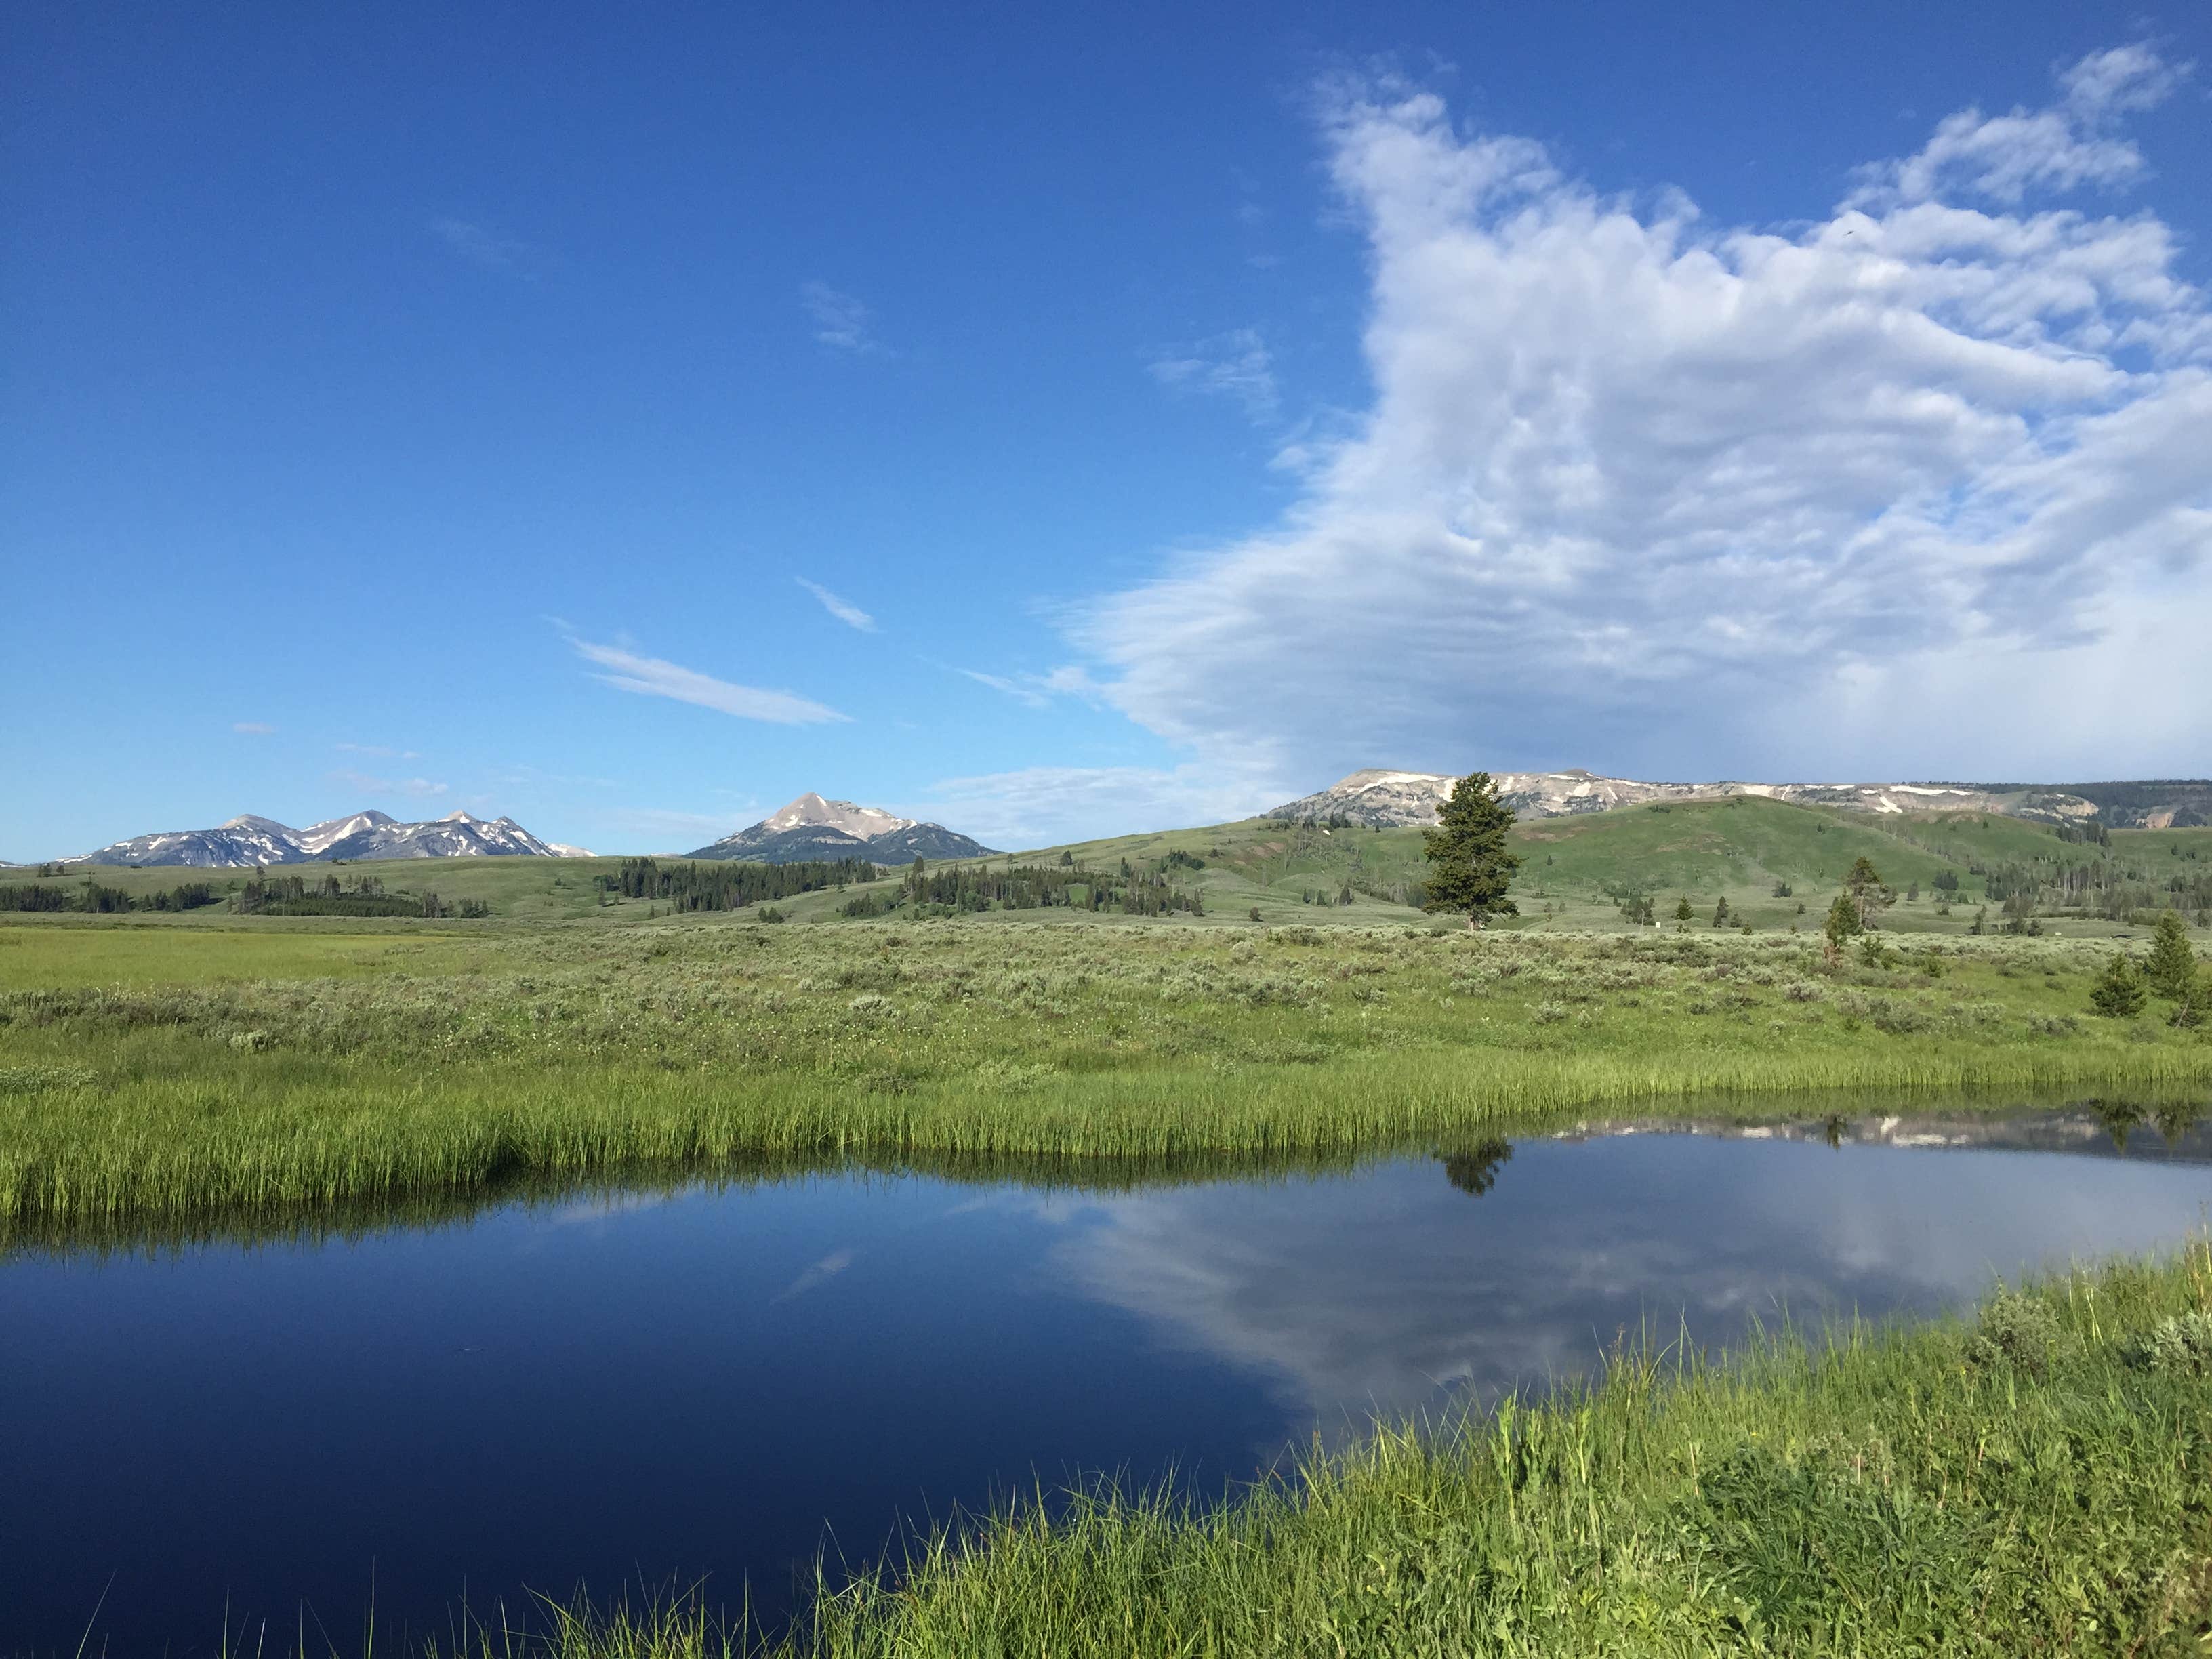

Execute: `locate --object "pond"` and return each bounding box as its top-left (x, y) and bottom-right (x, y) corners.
top-left (5, 1104), bottom-right (2209, 1652)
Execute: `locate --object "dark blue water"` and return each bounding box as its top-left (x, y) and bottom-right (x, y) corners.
top-left (5, 1111), bottom-right (2209, 1654)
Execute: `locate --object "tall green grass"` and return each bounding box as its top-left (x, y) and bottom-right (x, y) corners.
top-left (4, 919), bottom-right (2207, 1239)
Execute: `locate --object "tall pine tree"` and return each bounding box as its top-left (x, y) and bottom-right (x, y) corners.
top-left (1422, 771), bottom-right (1523, 930)
top-left (2144, 909), bottom-right (2200, 1000)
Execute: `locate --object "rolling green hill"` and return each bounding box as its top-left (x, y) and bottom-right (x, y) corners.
top-left (5, 798), bottom-right (2207, 941)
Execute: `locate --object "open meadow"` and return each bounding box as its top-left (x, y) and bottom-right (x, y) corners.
top-left (5, 801), bottom-right (2209, 1655)
top-left (3, 888), bottom-right (2207, 1244)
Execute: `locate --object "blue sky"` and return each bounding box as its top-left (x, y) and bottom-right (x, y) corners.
top-left (5, 3), bottom-right (2209, 859)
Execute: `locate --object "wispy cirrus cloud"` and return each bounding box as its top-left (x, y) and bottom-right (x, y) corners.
top-left (796, 577), bottom-right (877, 632)
top-left (956, 665), bottom-right (1101, 710)
top-left (912, 760), bottom-right (1280, 849)
top-left (335, 742), bottom-right (421, 760)
top-left (1148, 329), bottom-right (1279, 423)
top-left (958, 669), bottom-right (1050, 708)
top-left (801, 281), bottom-right (880, 352)
top-left (428, 216), bottom-right (545, 274)
top-left (1080, 45), bottom-right (2212, 790)
top-left (231, 722), bottom-right (274, 735)
top-left (329, 769), bottom-right (447, 799)
top-left (567, 635), bottom-right (851, 725)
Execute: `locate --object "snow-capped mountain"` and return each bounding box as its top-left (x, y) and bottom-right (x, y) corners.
top-left (316, 811), bottom-right (569, 861)
top-left (689, 792), bottom-right (996, 865)
top-left (73, 810), bottom-right (589, 866)
top-left (1271, 769), bottom-right (2212, 829)
top-left (762, 792), bottom-right (915, 840)
top-left (295, 810), bottom-right (397, 856)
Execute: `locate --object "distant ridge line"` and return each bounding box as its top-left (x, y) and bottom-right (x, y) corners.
top-left (1271, 770), bottom-right (2212, 831)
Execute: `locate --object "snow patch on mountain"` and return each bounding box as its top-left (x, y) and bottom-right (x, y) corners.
top-left (689, 793), bottom-right (994, 865)
top-left (73, 808), bottom-right (571, 866)
top-left (761, 792), bottom-right (918, 840)
top-left (1268, 770), bottom-right (2186, 828)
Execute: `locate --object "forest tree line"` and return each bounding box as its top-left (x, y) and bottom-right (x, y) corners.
top-left (0, 879), bottom-right (222, 914)
top-left (234, 873), bottom-right (487, 918)
top-left (602, 857), bottom-right (879, 912)
top-left (841, 857), bottom-right (1205, 918)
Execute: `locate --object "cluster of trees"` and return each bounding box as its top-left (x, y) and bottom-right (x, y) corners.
top-left (0, 879), bottom-right (221, 914)
top-left (1602, 883), bottom-right (1657, 924)
top-left (1820, 857), bottom-right (1898, 964)
top-left (601, 857), bottom-right (878, 913)
top-left (2090, 913), bottom-right (2207, 1026)
top-left (235, 873), bottom-right (484, 918)
top-left (1965, 847), bottom-right (2208, 926)
top-left (844, 857), bottom-right (1206, 918)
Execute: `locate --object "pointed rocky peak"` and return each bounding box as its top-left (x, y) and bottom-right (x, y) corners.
top-left (295, 809), bottom-right (401, 856)
top-left (762, 793), bottom-right (916, 838)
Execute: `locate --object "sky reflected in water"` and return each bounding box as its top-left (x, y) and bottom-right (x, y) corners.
top-left (4, 1114), bottom-right (2208, 1653)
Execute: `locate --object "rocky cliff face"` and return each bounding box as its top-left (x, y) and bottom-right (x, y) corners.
top-left (1271, 769), bottom-right (2210, 828)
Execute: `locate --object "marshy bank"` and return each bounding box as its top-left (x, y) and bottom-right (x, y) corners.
top-left (3, 918), bottom-right (2209, 1236)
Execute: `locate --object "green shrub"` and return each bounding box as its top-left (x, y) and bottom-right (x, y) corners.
top-left (2133, 1311), bottom-right (2212, 1376)
top-left (1963, 1289), bottom-right (2059, 1378)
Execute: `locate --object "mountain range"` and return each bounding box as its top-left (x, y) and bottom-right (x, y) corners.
top-left (1272, 769), bottom-right (2212, 830)
top-left (687, 793), bottom-right (996, 865)
top-left (73, 811), bottom-right (593, 867)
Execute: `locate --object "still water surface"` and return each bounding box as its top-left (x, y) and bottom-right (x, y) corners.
top-left (5, 1108), bottom-right (2210, 1652)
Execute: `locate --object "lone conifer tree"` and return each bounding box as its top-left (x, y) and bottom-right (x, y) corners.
top-left (1422, 771), bottom-right (1522, 930)
top-left (1843, 857), bottom-right (1894, 929)
top-left (2144, 910), bottom-right (2200, 1000)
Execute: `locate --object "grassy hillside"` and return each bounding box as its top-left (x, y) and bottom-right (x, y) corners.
top-left (5, 800), bottom-right (2207, 940)
top-left (990, 796), bottom-right (2209, 940)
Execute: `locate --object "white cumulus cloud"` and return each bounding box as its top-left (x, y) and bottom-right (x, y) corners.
top-left (1075, 47), bottom-right (2211, 794)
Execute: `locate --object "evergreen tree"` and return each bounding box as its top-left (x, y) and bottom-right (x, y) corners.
top-left (1844, 857), bottom-right (1894, 929)
top-left (2144, 910), bottom-right (2199, 1000)
top-left (2089, 952), bottom-right (2147, 1019)
top-left (1420, 771), bottom-right (1522, 930)
top-left (1822, 893), bottom-right (1862, 966)
top-left (1674, 895), bottom-right (1694, 923)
